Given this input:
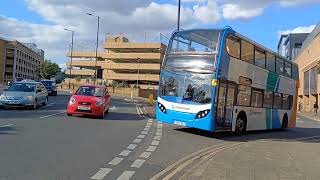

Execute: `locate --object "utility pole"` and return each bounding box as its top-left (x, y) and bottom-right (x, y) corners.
top-left (64, 28), bottom-right (74, 89)
top-left (177, 0), bottom-right (181, 31)
top-left (86, 13), bottom-right (100, 85)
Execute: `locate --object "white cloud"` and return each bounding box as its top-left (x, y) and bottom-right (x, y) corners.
top-left (193, 0), bottom-right (221, 23)
top-left (0, 0), bottom-right (318, 66)
top-left (279, 25), bottom-right (316, 36)
top-left (222, 4), bottom-right (263, 20)
top-left (278, 0), bottom-right (320, 7)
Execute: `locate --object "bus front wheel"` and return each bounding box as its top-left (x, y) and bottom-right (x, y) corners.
top-left (235, 113), bottom-right (247, 134)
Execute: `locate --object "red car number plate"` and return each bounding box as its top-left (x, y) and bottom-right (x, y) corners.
top-left (78, 106), bottom-right (90, 110)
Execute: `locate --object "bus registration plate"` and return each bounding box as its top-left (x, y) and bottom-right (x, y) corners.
top-left (174, 121), bottom-right (186, 126)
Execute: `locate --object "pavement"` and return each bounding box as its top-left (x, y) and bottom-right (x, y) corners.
top-left (154, 113), bottom-right (320, 180)
top-left (299, 111), bottom-right (320, 122)
top-left (1, 94), bottom-right (320, 180)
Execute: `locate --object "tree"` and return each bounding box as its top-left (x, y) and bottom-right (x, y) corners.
top-left (36, 60), bottom-right (61, 79)
top-left (75, 76), bottom-right (82, 83)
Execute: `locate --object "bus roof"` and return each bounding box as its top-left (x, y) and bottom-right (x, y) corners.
top-left (175, 27), bottom-right (297, 66)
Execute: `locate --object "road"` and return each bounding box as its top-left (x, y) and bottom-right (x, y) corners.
top-left (0, 94), bottom-right (319, 180)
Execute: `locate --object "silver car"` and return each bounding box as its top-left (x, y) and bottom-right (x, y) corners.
top-left (0, 81), bottom-right (48, 110)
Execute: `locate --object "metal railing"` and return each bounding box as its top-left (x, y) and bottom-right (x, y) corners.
top-left (105, 32), bottom-right (170, 45)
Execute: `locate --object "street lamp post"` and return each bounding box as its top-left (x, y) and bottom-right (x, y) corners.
top-left (86, 13), bottom-right (100, 85)
top-left (64, 28), bottom-right (74, 89)
top-left (177, 0), bottom-right (181, 31)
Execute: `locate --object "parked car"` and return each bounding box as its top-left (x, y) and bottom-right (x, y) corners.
top-left (0, 81), bottom-right (48, 110)
top-left (67, 85), bottom-right (111, 119)
top-left (41, 80), bottom-right (57, 96)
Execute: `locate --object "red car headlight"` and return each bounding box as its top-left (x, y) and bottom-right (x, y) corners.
top-left (96, 100), bottom-right (103, 106)
top-left (69, 97), bottom-right (76, 105)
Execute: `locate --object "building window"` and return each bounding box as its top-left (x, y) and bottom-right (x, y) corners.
top-left (251, 89), bottom-right (263, 107)
top-left (255, 47), bottom-right (266, 69)
top-left (263, 91), bottom-right (273, 108)
top-left (276, 58), bottom-right (284, 75)
top-left (237, 85), bottom-right (251, 106)
top-left (241, 40), bottom-right (254, 64)
top-left (226, 35), bottom-right (240, 59)
top-left (273, 92), bottom-right (282, 109)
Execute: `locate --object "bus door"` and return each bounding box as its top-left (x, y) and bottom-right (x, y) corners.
top-left (215, 82), bottom-right (236, 130)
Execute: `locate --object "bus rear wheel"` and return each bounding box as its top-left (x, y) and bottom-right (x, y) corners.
top-left (235, 115), bottom-right (247, 134)
top-left (281, 114), bottom-right (288, 129)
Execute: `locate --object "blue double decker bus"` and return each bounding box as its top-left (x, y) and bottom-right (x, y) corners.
top-left (156, 27), bottom-right (299, 133)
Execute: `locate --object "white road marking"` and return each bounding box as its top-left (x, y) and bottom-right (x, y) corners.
top-left (147, 122), bottom-right (152, 125)
top-left (151, 140), bottom-right (160, 146)
top-left (157, 124), bottom-right (163, 127)
top-left (46, 103), bottom-right (55, 107)
top-left (146, 146), bottom-right (157, 152)
top-left (145, 125), bottom-right (151, 128)
top-left (137, 135), bottom-right (146, 139)
top-left (154, 135), bottom-right (161, 140)
top-left (117, 171), bottom-right (135, 180)
top-left (108, 157), bottom-right (124, 165)
top-left (156, 132), bottom-right (162, 136)
top-left (136, 105), bottom-right (142, 117)
top-left (90, 168), bottom-right (112, 180)
top-left (109, 105), bottom-right (117, 111)
top-left (131, 159), bottom-right (146, 168)
top-left (140, 152), bottom-right (152, 159)
top-left (0, 123), bottom-right (14, 128)
top-left (148, 118), bottom-right (153, 121)
top-left (133, 138), bottom-right (142, 144)
top-left (141, 131), bottom-right (148, 135)
top-left (144, 127), bottom-right (150, 131)
top-left (119, 150), bottom-right (131, 157)
top-left (39, 111), bottom-right (66, 119)
top-left (127, 144), bottom-right (137, 150)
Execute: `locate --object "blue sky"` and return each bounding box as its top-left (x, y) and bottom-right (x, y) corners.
top-left (0, 0), bottom-right (319, 67)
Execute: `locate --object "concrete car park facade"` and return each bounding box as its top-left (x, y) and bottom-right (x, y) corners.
top-left (65, 34), bottom-right (167, 90)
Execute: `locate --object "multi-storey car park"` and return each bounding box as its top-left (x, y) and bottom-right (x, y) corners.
top-left (65, 33), bottom-right (168, 90)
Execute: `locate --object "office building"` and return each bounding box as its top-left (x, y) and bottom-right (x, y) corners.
top-left (295, 24), bottom-right (320, 112)
top-left (0, 38), bottom-right (44, 84)
top-left (277, 33), bottom-right (310, 61)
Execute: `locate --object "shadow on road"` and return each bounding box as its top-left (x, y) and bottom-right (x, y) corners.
top-left (72, 112), bottom-right (145, 121)
top-left (175, 127), bottom-right (320, 143)
top-left (0, 125), bottom-right (19, 135)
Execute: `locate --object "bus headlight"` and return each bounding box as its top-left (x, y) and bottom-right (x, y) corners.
top-left (195, 109), bottom-right (210, 119)
top-left (0, 95), bottom-right (6, 100)
top-left (158, 102), bottom-right (167, 114)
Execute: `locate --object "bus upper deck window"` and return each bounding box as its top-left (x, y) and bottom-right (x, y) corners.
top-left (266, 53), bottom-right (275, 72)
top-left (241, 40), bottom-right (254, 64)
top-left (226, 35), bottom-right (240, 59)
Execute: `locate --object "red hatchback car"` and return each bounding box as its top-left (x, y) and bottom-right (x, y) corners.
top-left (67, 85), bottom-right (111, 118)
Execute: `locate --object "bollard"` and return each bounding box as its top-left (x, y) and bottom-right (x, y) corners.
top-left (149, 94), bottom-right (154, 106)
